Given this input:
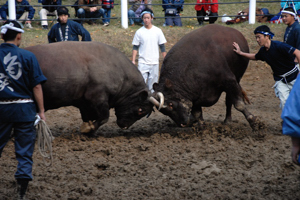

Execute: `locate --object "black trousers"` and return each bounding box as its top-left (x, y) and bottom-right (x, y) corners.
top-left (196, 8), bottom-right (218, 24)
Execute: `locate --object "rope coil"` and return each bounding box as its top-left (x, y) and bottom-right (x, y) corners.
top-left (35, 115), bottom-right (54, 166)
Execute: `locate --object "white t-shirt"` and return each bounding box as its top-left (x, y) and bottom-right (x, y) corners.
top-left (132, 25), bottom-right (167, 64)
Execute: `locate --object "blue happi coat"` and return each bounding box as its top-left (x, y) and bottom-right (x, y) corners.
top-left (282, 76), bottom-right (300, 138)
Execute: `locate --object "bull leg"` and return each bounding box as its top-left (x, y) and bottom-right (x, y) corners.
top-left (225, 81), bottom-right (259, 130)
top-left (233, 99), bottom-right (258, 130)
top-left (224, 94), bottom-right (233, 123)
top-left (191, 107), bottom-right (204, 121)
top-left (78, 103), bottom-right (110, 135)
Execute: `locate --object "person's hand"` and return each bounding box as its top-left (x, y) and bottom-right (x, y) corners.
top-left (38, 111), bottom-right (46, 122)
top-left (291, 137), bottom-right (300, 166)
top-left (233, 42), bottom-right (241, 54)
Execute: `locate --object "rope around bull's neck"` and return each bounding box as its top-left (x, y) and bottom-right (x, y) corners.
top-left (36, 119), bottom-right (54, 166)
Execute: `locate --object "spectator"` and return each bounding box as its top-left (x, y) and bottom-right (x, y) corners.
top-left (282, 7), bottom-right (300, 50)
top-left (77, 0), bottom-right (104, 25)
top-left (162, 0), bottom-right (184, 27)
top-left (39, 0), bottom-right (61, 30)
top-left (102, 0), bottom-right (114, 26)
top-left (0, 0), bottom-right (35, 28)
top-left (0, 20), bottom-right (47, 199)
top-left (48, 6), bottom-right (91, 43)
top-left (195, 0), bottom-right (218, 25)
top-left (132, 8), bottom-right (167, 92)
top-left (233, 25), bottom-right (300, 110)
top-left (128, 0), bottom-right (150, 26)
top-left (270, 0), bottom-right (300, 22)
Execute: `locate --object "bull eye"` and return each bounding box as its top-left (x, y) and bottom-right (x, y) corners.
top-left (169, 102), bottom-right (173, 110)
top-left (138, 108), bottom-right (143, 115)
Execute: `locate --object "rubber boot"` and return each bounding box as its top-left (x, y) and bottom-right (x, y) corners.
top-left (16, 178), bottom-right (29, 200)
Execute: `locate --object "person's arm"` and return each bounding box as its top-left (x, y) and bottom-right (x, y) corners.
top-left (0, 2), bottom-right (9, 20)
top-left (25, 1), bottom-right (35, 20)
top-left (291, 137), bottom-right (300, 165)
top-left (233, 42), bottom-right (256, 60)
top-left (47, 27), bottom-right (56, 43)
top-left (132, 48), bottom-right (138, 65)
top-left (293, 48), bottom-right (300, 63)
top-left (159, 43), bottom-right (166, 59)
top-left (77, 24), bottom-right (92, 41)
top-left (33, 83), bottom-right (46, 121)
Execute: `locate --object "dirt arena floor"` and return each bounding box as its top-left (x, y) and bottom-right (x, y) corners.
top-left (1, 50), bottom-right (300, 199)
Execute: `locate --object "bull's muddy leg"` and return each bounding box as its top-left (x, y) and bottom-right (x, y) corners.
top-left (234, 99), bottom-right (259, 131)
top-left (79, 103), bottom-right (109, 135)
top-left (224, 94), bottom-right (233, 123)
top-left (225, 81), bottom-right (260, 130)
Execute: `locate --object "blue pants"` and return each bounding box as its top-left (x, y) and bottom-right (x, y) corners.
top-left (165, 14), bottom-right (182, 26)
top-left (0, 122), bottom-right (36, 180)
top-left (128, 10), bottom-right (143, 25)
top-left (103, 8), bottom-right (111, 23)
top-left (77, 8), bottom-right (104, 22)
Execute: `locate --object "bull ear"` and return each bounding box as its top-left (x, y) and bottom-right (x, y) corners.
top-left (139, 90), bottom-right (148, 102)
top-left (165, 79), bottom-right (173, 89)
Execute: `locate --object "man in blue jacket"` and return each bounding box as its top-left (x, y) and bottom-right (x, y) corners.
top-left (0, 0), bottom-right (35, 28)
top-left (162, 0), bottom-right (184, 26)
top-left (48, 6), bottom-right (91, 43)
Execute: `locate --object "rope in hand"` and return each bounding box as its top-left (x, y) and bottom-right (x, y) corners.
top-left (35, 114), bottom-right (55, 166)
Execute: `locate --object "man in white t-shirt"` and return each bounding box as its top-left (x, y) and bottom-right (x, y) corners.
top-left (132, 8), bottom-right (167, 92)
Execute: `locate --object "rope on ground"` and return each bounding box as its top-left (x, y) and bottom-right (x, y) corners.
top-left (35, 115), bottom-right (55, 167)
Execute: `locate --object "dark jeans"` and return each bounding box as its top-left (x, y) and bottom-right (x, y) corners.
top-left (0, 121), bottom-right (36, 180)
top-left (165, 14), bottom-right (182, 26)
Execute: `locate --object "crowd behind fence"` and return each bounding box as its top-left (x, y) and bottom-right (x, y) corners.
top-left (0, 0), bottom-right (295, 24)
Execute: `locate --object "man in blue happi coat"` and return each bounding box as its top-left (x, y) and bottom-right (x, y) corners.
top-left (0, 20), bottom-right (47, 199)
top-left (48, 6), bottom-right (91, 43)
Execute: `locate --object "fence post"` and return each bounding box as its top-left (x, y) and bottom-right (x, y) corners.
top-left (249, 0), bottom-right (256, 24)
top-left (8, 0), bottom-right (16, 20)
top-left (121, 0), bottom-right (128, 29)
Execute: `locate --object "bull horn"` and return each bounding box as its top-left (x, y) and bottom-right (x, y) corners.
top-left (149, 92), bottom-right (165, 111)
top-left (156, 92), bottom-right (165, 110)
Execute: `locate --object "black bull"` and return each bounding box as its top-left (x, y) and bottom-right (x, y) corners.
top-left (25, 41), bottom-right (163, 134)
top-left (153, 24), bottom-right (260, 130)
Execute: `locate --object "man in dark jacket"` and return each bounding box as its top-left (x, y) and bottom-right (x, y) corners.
top-left (48, 6), bottom-right (91, 42)
top-left (0, 0), bottom-right (35, 28)
top-left (39, 0), bottom-right (62, 30)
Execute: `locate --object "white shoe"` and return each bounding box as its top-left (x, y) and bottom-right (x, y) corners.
top-left (25, 23), bottom-right (32, 29)
top-left (103, 22), bottom-right (109, 26)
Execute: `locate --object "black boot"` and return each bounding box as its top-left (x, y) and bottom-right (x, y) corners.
top-left (16, 178), bottom-right (29, 200)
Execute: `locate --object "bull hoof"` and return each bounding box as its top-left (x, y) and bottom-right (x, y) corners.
top-left (247, 115), bottom-right (265, 131)
top-left (80, 121), bottom-right (95, 134)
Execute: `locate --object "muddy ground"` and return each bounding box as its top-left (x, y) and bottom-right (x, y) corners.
top-left (1, 53), bottom-right (300, 199)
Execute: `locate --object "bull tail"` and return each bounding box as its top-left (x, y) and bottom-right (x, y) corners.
top-left (241, 87), bottom-right (251, 104)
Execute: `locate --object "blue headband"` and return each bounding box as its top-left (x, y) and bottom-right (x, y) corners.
top-left (141, 11), bottom-right (154, 18)
top-left (254, 31), bottom-right (275, 39)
